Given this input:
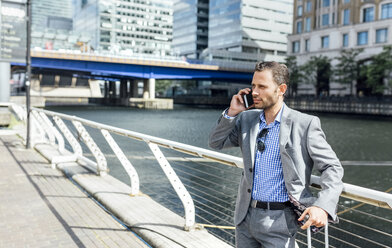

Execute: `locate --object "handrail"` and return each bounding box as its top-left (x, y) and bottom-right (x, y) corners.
top-left (31, 106), bottom-right (392, 210)
top-left (32, 107), bottom-right (245, 168)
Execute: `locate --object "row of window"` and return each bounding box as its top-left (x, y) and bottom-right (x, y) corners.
top-left (296, 3), bottom-right (392, 34)
top-left (292, 28), bottom-right (388, 53)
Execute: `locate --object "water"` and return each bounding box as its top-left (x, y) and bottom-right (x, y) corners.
top-left (46, 105), bottom-right (392, 247)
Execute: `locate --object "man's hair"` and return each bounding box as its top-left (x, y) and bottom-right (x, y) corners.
top-left (254, 61), bottom-right (289, 86)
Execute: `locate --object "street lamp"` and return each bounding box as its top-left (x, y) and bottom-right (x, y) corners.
top-left (25, 0), bottom-right (31, 149)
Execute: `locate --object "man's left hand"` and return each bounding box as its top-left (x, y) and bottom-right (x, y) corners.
top-left (298, 206), bottom-right (328, 230)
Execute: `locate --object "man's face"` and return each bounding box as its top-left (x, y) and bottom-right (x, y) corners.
top-left (251, 70), bottom-right (285, 110)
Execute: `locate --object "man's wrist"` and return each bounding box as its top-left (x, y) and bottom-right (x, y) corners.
top-left (223, 109), bottom-right (237, 119)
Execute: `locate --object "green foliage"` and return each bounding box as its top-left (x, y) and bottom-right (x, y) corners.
top-left (362, 46), bottom-right (392, 95)
top-left (155, 80), bottom-right (172, 95)
top-left (300, 55), bottom-right (332, 96)
top-left (285, 56), bottom-right (300, 96)
top-left (334, 48), bottom-right (363, 95)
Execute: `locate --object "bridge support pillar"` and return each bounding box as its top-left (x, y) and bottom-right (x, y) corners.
top-left (143, 78), bottom-right (155, 99)
top-left (130, 80), bottom-right (138, 98)
top-left (109, 81), bottom-right (116, 98)
top-left (104, 81), bottom-right (109, 98)
top-left (120, 79), bottom-right (127, 98)
top-left (0, 62), bottom-right (10, 102)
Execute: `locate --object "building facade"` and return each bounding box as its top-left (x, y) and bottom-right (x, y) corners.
top-left (172, 0), bottom-right (209, 59)
top-left (31, 0), bottom-right (76, 50)
top-left (200, 0), bottom-right (293, 68)
top-left (73, 0), bottom-right (173, 56)
top-left (288, 0), bottom-right (392, 95)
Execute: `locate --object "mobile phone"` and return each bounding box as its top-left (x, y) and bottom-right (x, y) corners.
top-left (242, 91), bottom-right (254, 108)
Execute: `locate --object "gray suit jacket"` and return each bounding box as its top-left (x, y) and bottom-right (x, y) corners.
top-left (209, 104), bottom-right (344, 226)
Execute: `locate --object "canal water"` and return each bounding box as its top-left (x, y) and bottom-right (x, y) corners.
top-left (46, 104), bottom-right (392, 247)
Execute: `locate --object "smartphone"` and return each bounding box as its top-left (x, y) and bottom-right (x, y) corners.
top-left (242, 91), bottom-right (254, 109)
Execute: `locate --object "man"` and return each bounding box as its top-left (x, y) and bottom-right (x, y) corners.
top-left (209, 61), bottom-right (344, 248)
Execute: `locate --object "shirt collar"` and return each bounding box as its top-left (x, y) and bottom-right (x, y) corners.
top-left (260, 104), bottom-right (284, 125)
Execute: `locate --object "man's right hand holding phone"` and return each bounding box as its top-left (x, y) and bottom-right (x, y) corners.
top-left (227, 88), bottom-right (254, 117)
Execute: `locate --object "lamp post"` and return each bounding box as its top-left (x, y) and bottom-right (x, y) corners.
top-left (25, 0), bottom-right (31, 149)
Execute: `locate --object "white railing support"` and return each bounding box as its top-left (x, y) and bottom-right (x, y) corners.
top-left (32, 110), bottom-right (55, 145)
top-left (39, 112), bottom-right (65, 154)
top-left (72, 120), bottom-right (108, 176)
top-left (53, 116), bottom-right (82, 156)
top-left (148, 143), bottom-right (195, 230)
top-left (101, 129), bottom-right (140, 195)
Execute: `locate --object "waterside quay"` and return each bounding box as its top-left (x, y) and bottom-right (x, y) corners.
top-left (0, 103), bottom-right (391, 247)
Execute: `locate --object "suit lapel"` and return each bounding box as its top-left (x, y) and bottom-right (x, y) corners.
top-left (280, 103), bottom-right (292, 148)
top-left (249, 112), bottom-right (261, 168)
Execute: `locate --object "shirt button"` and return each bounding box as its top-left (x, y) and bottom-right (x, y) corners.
top-left (247, 189), bottom-right (251, 193)
top-left (249, 168), bottom-right (253, 173)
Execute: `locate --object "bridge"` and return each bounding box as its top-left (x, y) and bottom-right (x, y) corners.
top-left (5, 50), bottom-right (253, 108)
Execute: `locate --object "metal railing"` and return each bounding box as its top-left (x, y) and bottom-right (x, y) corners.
top-left (4, 103), bottom-right (392, 247)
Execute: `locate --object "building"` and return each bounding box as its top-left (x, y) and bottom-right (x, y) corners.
top-left (288, 0), bottom-right (392, 95)
top-left (172, 0), bottom-right (209, 59)
top-left (200, 0), bottom-right (293, 69)
top-left (73, 0), bottom-right (173, 57)
top-left (30, 0), bottom-right (77, 50)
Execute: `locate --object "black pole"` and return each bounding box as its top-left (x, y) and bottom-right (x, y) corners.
top-left (25, 0), bottom-right (31, 149)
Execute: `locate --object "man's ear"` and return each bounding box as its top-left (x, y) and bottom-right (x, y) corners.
top-left (279, 84), bottom-right (287, 96)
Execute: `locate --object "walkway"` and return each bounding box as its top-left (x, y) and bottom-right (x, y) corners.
top-left (0, 133), bottom-right (150, 248)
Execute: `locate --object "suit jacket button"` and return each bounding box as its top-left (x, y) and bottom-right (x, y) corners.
top-left (249, 168), bottom-right (253, 173)
top-left (247, 189), bottom-right (251, 193)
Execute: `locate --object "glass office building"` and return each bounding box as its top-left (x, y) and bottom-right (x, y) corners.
top-left (172, 0), bottom-right (209, 59)
top-left (73, 0), bottom-right (173, 56)
top-left (30, 0), bottom-right (75, 50)
top-left (202, 0), bottom-right (293, 64)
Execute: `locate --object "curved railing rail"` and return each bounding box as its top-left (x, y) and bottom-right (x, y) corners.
top-left (3, 103), bottom-right (392, 247)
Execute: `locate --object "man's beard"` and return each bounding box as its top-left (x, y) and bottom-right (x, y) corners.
top-left (254, 89), bottom-right (279, 110)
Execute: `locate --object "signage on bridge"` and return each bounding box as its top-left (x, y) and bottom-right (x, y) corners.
top-left (0, 0), bottom-right (27, 63)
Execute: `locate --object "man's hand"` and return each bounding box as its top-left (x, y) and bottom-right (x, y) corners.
top-left (298, 206), bottom-right (328, 230)
top-left (227, 88), bottom-right (253, 117)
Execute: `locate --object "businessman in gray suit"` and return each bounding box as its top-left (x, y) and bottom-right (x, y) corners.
top-left (209, 61), bottom-right (344, 248)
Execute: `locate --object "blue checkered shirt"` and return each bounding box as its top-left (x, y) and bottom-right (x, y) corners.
top-left (251, 107), bottom-right (289, 202)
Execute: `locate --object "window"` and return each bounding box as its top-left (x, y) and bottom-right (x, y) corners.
top-left (343, 9), bottom-right (350, 25)
top-left (322, 0), bottom-right (330, 7)
top-left (305, 17), bottom-right (311, 32)
top-left (321, 36), bottom-right (329, 48)
top-left (357, 31), bottom-right (368, 45)
top-left (332, 12), bottom-right (335, 24)
top-left (362, 7), bottom-right (374, 22)
top-left (305, 39), bottom-right (310, 51)
top-left (343, 33), bottom-right (349, 47)
top-left (376, 28), bottom-right (388, 43)
top-left (306, 1), bottom-right (312, 12)
top-left (298, 5), bottom-right (303, 17)
top-left (344, 0), bottom-right (350, 3)
top-left (381, 3), bottom-right (392, 19)
top-left (292, 41), bottom-right (300, 53)
top-left (322, 14), bottom-right (329, 26)
top-left (297, 21), bottom-right (303, 34)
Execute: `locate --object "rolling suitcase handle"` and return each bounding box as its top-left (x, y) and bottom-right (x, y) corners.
top-left (307, 222), bottom-right (328, 248)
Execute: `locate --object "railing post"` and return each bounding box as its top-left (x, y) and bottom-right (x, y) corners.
top-left (101, 129), bottom-right (140, 195)
top-left (38, 112), bottom-right (65, 154)
top-left (72, 120), bottom-right (108, 176)
top-left (53, 116), bottom-right (83, 156)
top-left (148, 143), bottom-right (195, 230)
top-left (32, 110), bottom-right (55, 145)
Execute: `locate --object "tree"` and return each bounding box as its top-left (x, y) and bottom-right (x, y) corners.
top-left (155, 80), bottom-right (172, 96)
top-left (334, 48), bottom-right (363, 96)
top-left (362, 46), bottom-right (392, 95)
top-left (285, 56), bottom-right (301, 96)
top-left (300, 55), bottom-right (332, 97)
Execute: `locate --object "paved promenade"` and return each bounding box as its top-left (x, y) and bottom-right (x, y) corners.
top-left (0, 133), bottom-right (150, 248)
